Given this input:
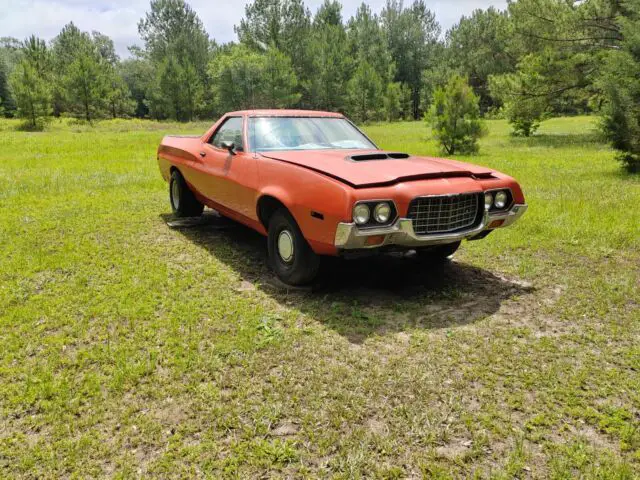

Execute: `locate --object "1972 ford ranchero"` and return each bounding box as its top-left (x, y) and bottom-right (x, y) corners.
top-left (157, 110), bottom-right (527, 285)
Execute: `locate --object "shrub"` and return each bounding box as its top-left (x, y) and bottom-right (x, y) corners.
top-left (428, 75), bottom-right (485, 154)
top-left (489, 66), bottom-right (546, 138)
top-left (503, 96), bottom-right (546, 137)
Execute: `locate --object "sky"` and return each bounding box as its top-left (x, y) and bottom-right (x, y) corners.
top-left (0, 0), bottom-right (508, 57)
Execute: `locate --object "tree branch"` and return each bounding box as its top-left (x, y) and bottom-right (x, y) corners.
top-left (516, 29), bottom-right (621, 45)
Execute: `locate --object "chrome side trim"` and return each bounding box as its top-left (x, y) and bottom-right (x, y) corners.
top-left (334, 203), bottom-right (528, 250)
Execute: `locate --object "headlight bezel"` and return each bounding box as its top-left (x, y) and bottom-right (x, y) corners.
top-left (353, 203), bottom-right (371, 225)
top-left (373, 202), bottom-right (392, 223)
top-left (484, 192), bottom-right (494, 210)
top-left (494, 191), bottom-right (508, 209)
top-left (484, 188), bottom-right (513, 212)
top-left (352, 200), bottom-right (397, 228)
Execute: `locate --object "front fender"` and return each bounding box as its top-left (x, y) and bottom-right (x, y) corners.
top-left (256, 164), bottom-right (352, 256)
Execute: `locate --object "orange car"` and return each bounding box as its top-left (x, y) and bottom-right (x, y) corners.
top-left (157, 110), bottom-right (527, 285)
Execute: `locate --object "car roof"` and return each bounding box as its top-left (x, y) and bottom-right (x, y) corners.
top-left (226, 109), bottom-right (344, 118)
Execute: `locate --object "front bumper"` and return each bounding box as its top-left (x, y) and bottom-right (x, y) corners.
top-left (334, 203), bottom-right (528, 250)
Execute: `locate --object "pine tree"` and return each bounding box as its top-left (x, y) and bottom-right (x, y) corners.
top-left (1, 37), bottom-right (24, 117)
top-left (489, 55), bottom-right (548, 137)
top-left (0, 58), bottom-right (15, 117)
top-left (138, 0), bottom-right (210, 120)
top-left (599, 0), bottom-right (640, 172)
top-left (62, 40), bottom-right (109, 122)
top-left (305, 1), bottom-right (351, 111)
top-left (106, 70), bottom-right (135, 119)
top-left (51, 23), bottom-right (85, 116)
top-left (236, 0), bottom-right (311, 80)
top-left (263, 48), bottom-right (301, 107)
top-left (429, 75), bottom-right (485, 155)
top-left (382, 0), bottom-right (440, 119)
top-left (208, 45), bottom-right (264, 113)
top-left (120, 56), bottom-right (154, 118)
top-left (208, 44), bottom-right (299, 112)
top-left (51, 24), bottom-right (120, 121)
top-left (446, 7), bottom-right (514, 113)
top-left (383, 82), bottom-right (402, 121)
top-left (347, 60), bottom-right (383, 123)
top-left (348, 3), bottom-right (393, 86)
top-left (9, 36), bottom-right (52, 129)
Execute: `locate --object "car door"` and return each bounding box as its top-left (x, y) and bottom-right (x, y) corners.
top-left (199, 116), bottom-right (258, 221)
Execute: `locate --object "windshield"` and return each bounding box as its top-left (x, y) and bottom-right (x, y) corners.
top-left (248, 116), bottom-right (377, 152)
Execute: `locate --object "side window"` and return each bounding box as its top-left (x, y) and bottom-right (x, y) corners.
top-left (209, 117), bottom-right (244, 151)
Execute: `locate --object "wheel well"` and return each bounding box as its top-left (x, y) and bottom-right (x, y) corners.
top-left (169, 166), bottom-right (179, 176)
top-left (257, 195), bottom-right (288, 229)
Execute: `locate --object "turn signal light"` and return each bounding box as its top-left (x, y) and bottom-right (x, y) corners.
top-left (365, 235), bottom-right (386, 246)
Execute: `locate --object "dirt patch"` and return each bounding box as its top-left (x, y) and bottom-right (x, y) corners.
top-left (132, 444), bottom-right (165, 475)
top-left (575, 424), bottom-right (619, 451)
top-left (236, 280), bottom-right (256, 292)
top-left (395, 331), bottom-right (411, 345)
top-left (548, 423), bottom-right (622, 452)
top-left (365, 418), bottom-right (389, 437)
top-left (152, 398), bottom-right (188, 426)
top-left (271, 422), bottom-right (299, 437)
top-left (435, 440), bottom-right (472, 460)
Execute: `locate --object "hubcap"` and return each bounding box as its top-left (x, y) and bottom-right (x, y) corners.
top-left (277, 230), bottom-right (294, 263)
top-left (171, 180), bottom-right (180, 210)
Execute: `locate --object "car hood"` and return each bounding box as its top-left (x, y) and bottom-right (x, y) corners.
top-left (259, 149), bottom-right (495, 188)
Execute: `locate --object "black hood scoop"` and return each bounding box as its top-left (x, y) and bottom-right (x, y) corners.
top-left (348, 152), bottom-right (410, 161)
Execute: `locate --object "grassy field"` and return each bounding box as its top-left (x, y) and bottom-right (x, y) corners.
top-left (0, 116), bottom-right (638, 478)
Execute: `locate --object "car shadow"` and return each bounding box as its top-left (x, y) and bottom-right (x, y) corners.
top-left (162, 211), bottom-right (535, 343)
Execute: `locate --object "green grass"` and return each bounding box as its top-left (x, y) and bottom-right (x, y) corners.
top-left (0, 116), bottom-right (638, 478)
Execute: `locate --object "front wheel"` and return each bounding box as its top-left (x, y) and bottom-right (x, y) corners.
top-left (267, 209), bottom-right (320, 286)
top-left (169, 170), bottom-right (204, 217)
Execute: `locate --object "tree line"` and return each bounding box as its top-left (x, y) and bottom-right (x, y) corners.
top-left (0, 0), bottom-right (638, 171)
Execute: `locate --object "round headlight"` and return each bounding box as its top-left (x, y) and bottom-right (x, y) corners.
top-left (494, 191), bottom-right (508, 209)
top-left (353, 204), bottom-right (370, 225)
top-left (484, 192), bottom-right (494, 209)
top-left (374, 202), bottom-right (391, 223)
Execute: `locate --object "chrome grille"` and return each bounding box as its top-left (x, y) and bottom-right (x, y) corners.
top-left (408, 193), bottom-right (481, 235)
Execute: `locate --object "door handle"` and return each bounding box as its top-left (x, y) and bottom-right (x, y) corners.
top-left (199, 151), bottom-right (206, 158)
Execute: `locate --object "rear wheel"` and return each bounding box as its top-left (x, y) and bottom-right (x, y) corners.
top-left (415, 241), bottom-right (461, 262)
top-left (267, 209), bottom-right (320, 285)
top-left (169, 170), bottom-right (204, 217)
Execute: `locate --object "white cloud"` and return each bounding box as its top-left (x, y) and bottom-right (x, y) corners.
top-left (0, 0), bottom-right (507, 57)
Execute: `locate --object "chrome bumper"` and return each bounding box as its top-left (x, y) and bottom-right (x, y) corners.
top-left (334, 204), bottom-right (528, 250)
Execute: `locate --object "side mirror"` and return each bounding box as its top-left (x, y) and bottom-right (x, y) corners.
top-left (220, 140), bottom-right (236, 154)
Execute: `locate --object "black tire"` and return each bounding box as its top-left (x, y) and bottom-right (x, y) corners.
top-left (169, 170), bottom-right (204, 217)
top-left (415, 241), bottom-right (461, 263)
top-left (267, 209), bottom-right (320, 286)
